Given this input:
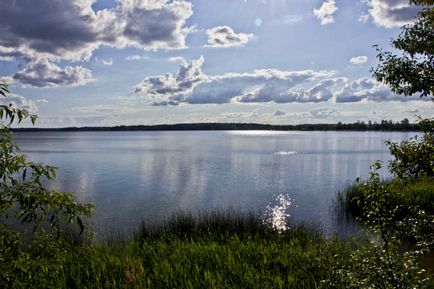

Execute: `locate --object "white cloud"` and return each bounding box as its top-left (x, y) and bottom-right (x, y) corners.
top-left (168, 57), bottom-right (186, 62)
top-left (314, 0), bottom-right (338, 25)
top-left (0, 94), bottom-right (37, 113)
top-left (310, 108), bottom-right (340, 119)
top-left (350, 56), bottom-right (368, 65)
top-left (358, 12), bottom-right (370, 23)
top-left (102, 58), bottom-right (113, 66)
top-left (205, 26), bottom-right (253, 48)
top-left (125, 55), bottom-right (149, 61)
top-left (72, 105), bottom-right (138, 115)
top-left (334, 77), bottom-right (423, 103)
top-left (12, 58), bottom-right (93, 87)
top-left (365, 0), bottom-right (420, 28)
top-left (135, 56), bottom-right (207, 103)
top-left (36, 99), bottom-right (48, 103)
top-left (135, 56), bottom-right (429, 106)
top-left (0, 56), bottom-right (15, 62)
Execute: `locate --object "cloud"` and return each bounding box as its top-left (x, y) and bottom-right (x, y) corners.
top-left (0, 94), bottom-right (37, 112)
top-left (12, 58), bottom-right (93, 87)
top-left (350, 56), bottom-right (368, 65)
top-left (404, 109), bottom-right (419, 114)
top-left (0, 56), bottom-right (15, 62)
top-left (273, 110), bottom-right (287, 117)
top-left (113, 0), bottom-right (194, 50)
top-left (135, 56), bottom-right (207, 101)
top-left (135, 56), bottom-right (430, 106)
top-left (310, 108), bottom-right (340, 119)
top-left (0, 0), bottom-right (194, 62)
top-left (366, 0), bottom-right (420, 28)
top-left (334, 77), bottom-right (423, 102)
top-left (168, 56), bottom-right (186, 62)
top-left (125, 55), bottom-right (149, 61)
top-left (102, 58), bottom-right (113, 65)
top-left (314, 0), bottom-right (338, 25)
top-left (72, 104), bottom-right (138, 116)
top-left (205, 26), bottom-right (253, 48)
top-left (358, 12), bottom-right (370, 23)
top-left (36, 99), bottom-right (48, 103)
top-left (136, 56), bottom-right (333, 105)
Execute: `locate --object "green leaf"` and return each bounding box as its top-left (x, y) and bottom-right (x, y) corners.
top-left (30, 115), bottom-right (38, 125)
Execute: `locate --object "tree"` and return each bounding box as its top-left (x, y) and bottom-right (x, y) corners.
top-left (372, 0), bottom-right (434, 97)
top-left (0, 83), bottom-right (93, 234)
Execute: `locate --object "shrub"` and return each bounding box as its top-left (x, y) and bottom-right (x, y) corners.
top-left (386, 118), bottom-right (434, 179)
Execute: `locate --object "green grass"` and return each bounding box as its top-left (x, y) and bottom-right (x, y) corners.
top-left (3, 200), bottom-right (434, 288)
top-left (136, 209), bottom-right (322, 243)
top-left (59, 235), bottom-right (353, 289)
top-left (1, 210), bottom-right (355, 289)
top-left (339, 176), bottom-right (434, 219)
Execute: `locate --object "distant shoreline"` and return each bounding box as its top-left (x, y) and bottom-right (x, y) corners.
top-left (11, 121), bottom-right (420, 132)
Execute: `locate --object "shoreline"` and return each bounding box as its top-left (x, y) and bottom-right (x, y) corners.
top-left (12, 121), bottom-right (421, 132)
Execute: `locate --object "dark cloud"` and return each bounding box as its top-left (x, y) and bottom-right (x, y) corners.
top-left (0, 0), bottom-right (194, 62)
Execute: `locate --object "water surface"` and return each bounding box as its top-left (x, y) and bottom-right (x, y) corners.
top-left (14, 130), bottom-right (416, 236)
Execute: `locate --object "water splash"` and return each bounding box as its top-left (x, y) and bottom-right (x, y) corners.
top-left (263, 194), bottom-right (293, 232)
top-left (273, 151), bottom-right (297, 156)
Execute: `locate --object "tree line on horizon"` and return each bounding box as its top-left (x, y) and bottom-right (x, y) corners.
top-left (12, 118), bottom-right (420, 132)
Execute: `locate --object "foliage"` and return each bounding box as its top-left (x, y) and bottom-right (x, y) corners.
top-left (386, 118), bottom-right (434, 178)
top-left (372, 0), bottom-right (433, 97)
top-left (335, 162), bottom-right (434, 288)
top-left (0, 83), bottom-right (93, 233)
top-left (0, 224), bottom-right (68, 289)
top-left (322, 238), bottom-right (430, 289)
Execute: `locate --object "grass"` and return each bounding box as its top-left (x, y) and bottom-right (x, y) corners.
top-left (2, 207), bottom-right (434, 288)
top-left (136, 209), bottom-right (322, 242)
top-left (60, 234), bottom-right (353, 289)
top-left (1, 210), bottom-right (356, 289)
top-left (2, 179), bottom-right (434, 289)
top-left (338, 176), bottom-right (434, 219)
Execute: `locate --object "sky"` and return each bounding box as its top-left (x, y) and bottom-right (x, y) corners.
top-left (0, 0), bottom-right (432, 127)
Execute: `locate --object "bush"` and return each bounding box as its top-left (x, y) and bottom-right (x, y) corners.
top-left (387, 118), bottom-right (434, 179)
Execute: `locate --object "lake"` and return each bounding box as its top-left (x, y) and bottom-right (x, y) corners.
top-left (14, 130), bottom-right (417, 236)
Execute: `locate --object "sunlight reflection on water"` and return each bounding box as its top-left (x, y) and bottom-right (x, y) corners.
top-left (263, 194), bottom-right (294, 232)
top-left (273, 151), bottom-right (297, 156)
top-left (225, 130), bottom-right (302, 136)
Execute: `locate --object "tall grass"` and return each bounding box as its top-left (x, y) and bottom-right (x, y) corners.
top-left (2, 208), bottom-right (433, 288)
top-left (136, 209), bottom-right (322, 242)
top-left (57, 210), bottom-right (349, 289)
